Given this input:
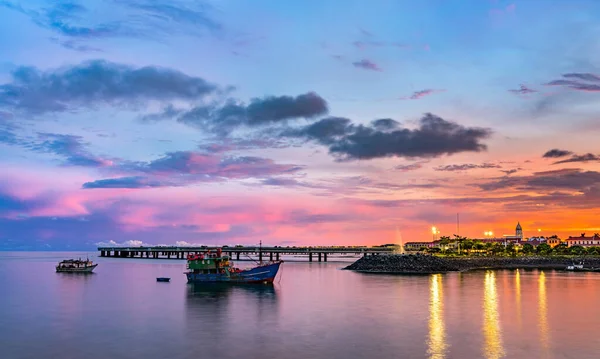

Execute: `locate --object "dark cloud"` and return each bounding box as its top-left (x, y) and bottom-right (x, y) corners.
top-left (545, 73), bottom-right (600, 92)
top-left (371, 119), bottom-right (400, 131)
top-left (28, 133), bottom-right (111, 167)
top-left (82, 176), bottom-right (169, 189)
top-left (508, 84), bottom-right (537, 95)
top-left (352, 59), bottom-right (382, 71)
top-left (543, 149), bottom-right (573, 158)
top-left (286, 117), bottom-right (352, 145)
top-left (291, 113), bottom-right (491, 161)
top-left (554, 153), bottom-right (600, 164)
top-left (434, 163), bottom-right (500, 172)
top-left (173, 92), bottom-right (328, 135)
top-left (0, 60), bottom-right (218, 113)
top-left (478, 169), bottom-right (600, 191)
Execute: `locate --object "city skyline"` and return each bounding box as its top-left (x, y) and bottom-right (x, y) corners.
top-left (1, 0), bottom-right (600, 250)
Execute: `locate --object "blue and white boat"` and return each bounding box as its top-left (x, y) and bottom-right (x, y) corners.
top-left (185, 247), bottom-right (282, 284)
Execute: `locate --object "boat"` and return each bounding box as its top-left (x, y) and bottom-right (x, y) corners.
top-left (185, 245), bottom-right (283, 284)
top-left (156, 277), bottom-right (170, 282)
top-left (566, 262), bottom-right (600, 272)
top-left (56, 258), bottom-right (97, 273)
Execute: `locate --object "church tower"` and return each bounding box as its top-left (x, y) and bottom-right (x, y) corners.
top-left (516, 222), bottom-right (523, 240)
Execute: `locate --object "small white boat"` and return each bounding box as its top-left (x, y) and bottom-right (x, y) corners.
top-left (566, 263), bottom-right (584, 271)
top-left (56, 258), bottom-right (97, 273)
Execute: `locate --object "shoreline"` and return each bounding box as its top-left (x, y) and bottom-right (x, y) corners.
top-left (344, 254), bottom-right (600, 274)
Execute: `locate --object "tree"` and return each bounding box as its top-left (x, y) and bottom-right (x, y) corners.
top-left (522, 243), bottom-right (534, 254)
top-left (439, 236), bottom-right (451, 246)
top-left (474, 242), bottom-right (485, 251)
top-left (428, 247), bottom-right (441, 254)
top-left (587, 247), bottom-right (600, 255)
top-left (569, 245), bottom-right (585, 256)
top-left (491, 243), bottom-right (505, 255)
top-left (536, 243), bottom-right (552, 255)
top-left (461, 240), bottom-right (474, 251)
top-left (552, 243), bottom-right (568, 255)
top-left (506, 243), bottom-right (516, 256)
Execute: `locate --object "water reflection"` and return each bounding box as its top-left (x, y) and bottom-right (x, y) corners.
top-left (515, 270), bottom-right (521, 329)
top-left (184, 283), bottom-right (279, 356)
top-left (483, 271), bottom-right (505, 359)
top-left (428, 274), bottom-right (447, 359)
top-left (538, 272), bottom-right (549, 354)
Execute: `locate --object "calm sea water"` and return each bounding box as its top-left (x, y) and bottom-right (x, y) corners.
top-left (2, 252), bottom-right (600, 359)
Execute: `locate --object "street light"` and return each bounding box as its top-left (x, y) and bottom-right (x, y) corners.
top-left (432, 226), bottom-right (437, 241)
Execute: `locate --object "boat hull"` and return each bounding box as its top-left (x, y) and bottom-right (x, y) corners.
top-left (186, 262), bottom-right (281, 284)
top-left (56, 264), bottom-right (97, 273)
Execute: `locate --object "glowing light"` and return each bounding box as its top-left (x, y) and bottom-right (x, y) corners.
top-left (428, 274), bottom-right (447, 359)
top-left (483, 271), bottom-right (504, 359)
top-left (432, 226), bottom-right (437, 234)
top-left (538, 228), bottom-right (542, 232)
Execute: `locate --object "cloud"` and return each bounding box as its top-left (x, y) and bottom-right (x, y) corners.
top-left (394, 162), bottom-right (426, 172)
top-left (508, 84), bottom-right (537, 95)
top-left (352, 59), bottom-right (382, 71)
top-left (543, 149), bottom-right (573, 158)
top-left (82, 176), bottom-right (170, 189)
top-left (501, 168), bottom-right (521, 175)
top-left (371, 119), bottom-right (400, 131)
top-left (94, 240), bottom-right (151, 247)
top-left (0, 60), bottom-right (218, 114)
top-left (85, 151), bottom-right (303, 188)
top-left (29, 133), bottom-right (112, 167)
top-left (545, 73), bottom-right (600, 92)
top-left (553, 153), bottom-right (600, 164)
top-left (478, 169), bottom-right (600, 191)
top-left (0, 0), bottom-right (221, 45)
top-left (174, 92), bottom-right (328, 135)
top-left (290, 113), bottom-right (491, 161)
top-left (563, 73), bottom-right (600, 82)
top-left (434, 163), bottom-right (500, 172)
top-left (401, 89), bottom-right (445, 100)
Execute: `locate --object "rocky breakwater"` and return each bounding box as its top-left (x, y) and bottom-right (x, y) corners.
top-left (344, 254), bottom-right (600, 274)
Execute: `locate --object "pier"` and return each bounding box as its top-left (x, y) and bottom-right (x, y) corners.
top-left (97, 245), bottom-right (397, 262)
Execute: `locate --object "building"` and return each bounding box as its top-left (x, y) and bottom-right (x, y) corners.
top-left (516, 222), bottom-right (523, 240)
top-left (404, 242), bottom-right (433, 252)
top-left (566, 233), bottom-right (600, 247)
top-left (546, 237), bottom-right (562, 248)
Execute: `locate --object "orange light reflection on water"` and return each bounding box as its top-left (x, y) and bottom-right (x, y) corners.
top-left (483, 271), bottom-right (505, 359)
top-left (427, 274), bottom-right (447, 359)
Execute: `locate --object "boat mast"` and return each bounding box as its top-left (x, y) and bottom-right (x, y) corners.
top-left (259, 240), bottom-right (262, 265)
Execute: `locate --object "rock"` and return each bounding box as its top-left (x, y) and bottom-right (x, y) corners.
top-left (344, 254), bottom-right (600, 273)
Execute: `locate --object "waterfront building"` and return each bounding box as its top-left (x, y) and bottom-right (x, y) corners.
top-left (566, 233), bottom-right (600, 247)
top-left (404, 242), bottom-right (433, 252)
top-left (546, 237), bottom-right (563, 248)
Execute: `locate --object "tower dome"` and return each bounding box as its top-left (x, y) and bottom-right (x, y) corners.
top-left (516, 222), bottom-right (523, 239)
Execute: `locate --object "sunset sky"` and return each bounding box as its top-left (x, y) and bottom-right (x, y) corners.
top-left (1, 0), bottom-right (600, 250)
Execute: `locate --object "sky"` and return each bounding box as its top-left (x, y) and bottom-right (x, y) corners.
top-left (1, 0), bottom-right (600, 250)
